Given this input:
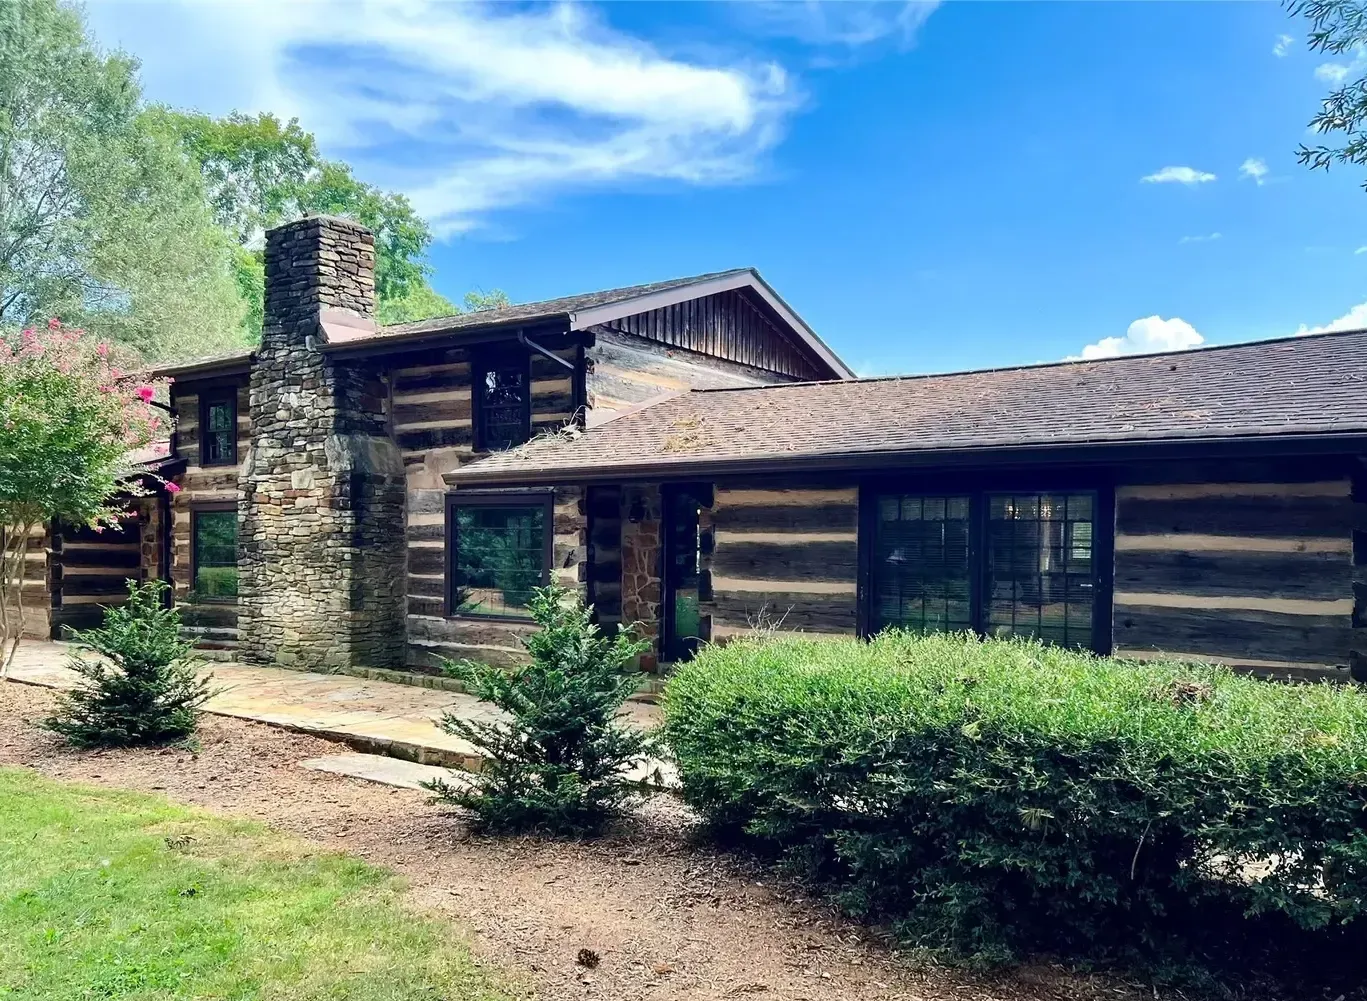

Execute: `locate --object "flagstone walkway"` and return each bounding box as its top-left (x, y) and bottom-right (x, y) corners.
top-left (3, 641), bottom-right (661, 768)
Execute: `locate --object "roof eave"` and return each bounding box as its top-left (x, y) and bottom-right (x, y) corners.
top-left (321, 315), bottom-right (573, 358)
top-left (150, 353), bottom-right (255, 380)
top-left (446, 430), bottom-right (1367, 486)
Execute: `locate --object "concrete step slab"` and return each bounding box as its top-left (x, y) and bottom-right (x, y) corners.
top-left (299, 752), bottom-right (470, 791)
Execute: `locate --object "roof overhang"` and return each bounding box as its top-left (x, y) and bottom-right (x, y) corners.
top-left (320, 317), bottom-right (574, 359)
top-left (447, 431), bottom-right (1367, 487)
top-left (150, 352), bottom-right (255, 380)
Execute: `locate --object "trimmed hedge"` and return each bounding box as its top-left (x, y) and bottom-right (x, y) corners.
top-left (662, 632), bottom-right (1367, 969)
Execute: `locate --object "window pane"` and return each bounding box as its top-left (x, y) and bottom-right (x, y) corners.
top-left (871, 494), bottom-right (972, 635)
top-left (986, 492), bottom-right (1093, 649)
top-left (193, 510), bottom-right (238, 599)
top-left (203, 399), bottom-right (235, 465)
top-left (479, 363), bottom-right (528, 450)
top-left (453, 504), bottom-right (546, 617)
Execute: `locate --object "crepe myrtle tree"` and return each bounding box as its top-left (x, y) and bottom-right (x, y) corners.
top-left (0, 320), bottom-right (175, 675)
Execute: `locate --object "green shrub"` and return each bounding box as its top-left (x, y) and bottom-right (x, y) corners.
top-left (662, 632), bottom-right (1367, 972)
top-left (45, 579), bottom-right (213, 747)
top-left (426, 585), bottom-right (654, 835)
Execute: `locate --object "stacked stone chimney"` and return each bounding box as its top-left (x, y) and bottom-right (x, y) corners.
top-left (237, 215), bottom-right (407, 668)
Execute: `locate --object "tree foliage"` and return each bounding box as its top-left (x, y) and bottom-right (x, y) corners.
top-left (44, 579), bottom-right (212, 747)
top-left (0, 0), bottom-right (247, 359)
top-left (1289, 0), bottom-right (1367, 186)
top-left (0, 320), bottom-right (170, 673)
top-left (426, 585), bottom-right (655, 835)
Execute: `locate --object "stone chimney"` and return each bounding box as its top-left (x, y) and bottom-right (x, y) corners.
top-left (237, 215), bottom-right (407, 669)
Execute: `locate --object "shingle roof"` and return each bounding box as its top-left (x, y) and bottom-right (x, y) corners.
top-left (451, 328), bottom-right (1367, 483)
top-left (375, 269), bottom-right (752, 339)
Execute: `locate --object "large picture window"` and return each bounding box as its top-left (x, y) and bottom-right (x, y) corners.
top-left (446, 494), bottom-right (551, 618)
top-left (474, 352), bottom-right (530, 451)
top-left (200, 392), bottom-right (237, 466)
top-left (867, 489), bottom-right (1104, 652)
top-left (191, 507), bottom-right (238, 600)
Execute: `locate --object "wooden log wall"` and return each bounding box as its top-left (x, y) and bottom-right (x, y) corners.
top-left (584, 330), bottom-right (790, 424)
top-left (391, 333), bottom-right (583, 672)
top-left (50, 515), bottom-right (142, 635)
top-left (1112, 479), bottom-right (1357, 680)
top-left (602, 288), bottom-right (824, 379)
top-left (586, 486), bottom-right (623, 631)
top-left (1352, 459), bottom-right (1366, 682)
top-left (169, 378), bottom-right (251, 643)
top-left (704, 484), bottom-right (860, 642)
top-left (3, 523), bottom-right (51, 639)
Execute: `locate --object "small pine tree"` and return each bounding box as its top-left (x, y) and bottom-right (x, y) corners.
top-left (45, 579), bottom-right (213, 747)
top-left (427, 584), bottom-right (654, 835)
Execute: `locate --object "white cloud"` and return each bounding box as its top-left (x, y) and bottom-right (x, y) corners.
top-left (1141, 166), bottom-right (1217, 185)
top-left (1274, 33), bottom-right (1295, 57)
top-left (1239, 157), bottom-right (1269, 185)
top-left (743, 1), bottom-right (938, 49)
top-left (85, 0), bottom-right (804, 236)
top-left (1315, 61), bottom-right (1354, 84)
top-left (1295, 300), bottom-right (1367, 335)
top-left (1355, 246), bottom-right (1367, 254)
top-left (1073, 316), bottom-right (1205, 361)
top-left (1178, 232), bottom-right (1221, 244)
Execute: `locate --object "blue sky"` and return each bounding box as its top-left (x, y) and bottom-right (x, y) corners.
top-left (89, 1), bottom-right (1366, 375)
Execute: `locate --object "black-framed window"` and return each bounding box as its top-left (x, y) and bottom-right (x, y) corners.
top-left (445, 493), bottom-right (552, 619)
top-left (199, 392), bottom-right (237, 466)
top-left (474, 351), bottom-right (530, 451)
top-left (866, 489), bottom-right (1107, 652)
top-left (191, 506), bottom-right (238, 601)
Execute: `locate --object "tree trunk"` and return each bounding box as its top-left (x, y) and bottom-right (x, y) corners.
top-left (1, 521), bottom-right (35, 679)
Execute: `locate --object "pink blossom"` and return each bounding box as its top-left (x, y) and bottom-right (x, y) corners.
top-left (164, 481), bottom-right (182, 494)
top-left (135, 385), bottom-right (155, 403)
top-left (47, 317), bottom-right (61, 330)
top-left (95, 342), bottom-right (110, 358)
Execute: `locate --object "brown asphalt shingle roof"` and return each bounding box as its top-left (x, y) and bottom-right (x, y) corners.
top-left (451, 328), bottom-right (1367, 483)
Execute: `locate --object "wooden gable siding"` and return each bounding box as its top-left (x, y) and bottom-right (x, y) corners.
top-left (703, 484), bottom-right (860, 642)
top-left (1111, 478), bottom-right (1358, 679)
top-left (585, 330), bottom-right (785, 424)
top-left (603, 288), bottom-right (824, 379)
top-left (169, 378), bottom-right (251, 640)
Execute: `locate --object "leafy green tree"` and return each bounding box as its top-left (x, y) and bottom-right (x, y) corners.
top-left (1289, 0), bottom-right (1367, 186)
top-left (0, 0), bottom-right (247, 359)
top-left (45, 579), bottom-right (212, 747)
top-left (427, 585), bottom-right (655, 835)
top-left (0, 321), bottom-right (169, 674)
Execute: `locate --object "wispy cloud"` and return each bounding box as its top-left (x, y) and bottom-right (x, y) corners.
top-left (1274, 33), bottom-right (1295, 57)
top-left (1178, 232), bottom-right (1221, 245)
top-left (1072, 315), bottom-right (1205, 360)
top-left (1315, 61), bottom-right (1354, 84)
top-left (1239, 157), bottom-right (1269, 186)
top-left (743, 1), bottom-right (938, 49)
top-left (1141, 165), bottom-right (1217, 185)
top-left (1355, 246), bottom-right (1367, 254)
top-left (87, 0), bottom-right (807, 237)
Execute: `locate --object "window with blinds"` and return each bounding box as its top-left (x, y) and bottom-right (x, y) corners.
top-left (869, 490), bottom-right (1100, 651)
top-left (871, 494), bottom-right (972, 635)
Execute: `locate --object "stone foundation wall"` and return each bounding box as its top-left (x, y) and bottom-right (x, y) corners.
top-left (620, 484), bottom-right (662, 670)
top-left (238, 215), bottom-right (407, 669)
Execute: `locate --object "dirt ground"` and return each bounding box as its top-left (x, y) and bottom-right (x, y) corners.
top-left (0, 680), bottom-right (1151, 1001)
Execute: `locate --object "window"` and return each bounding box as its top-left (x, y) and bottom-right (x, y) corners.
top-left (191, 507), bottom-right (238, 600)
top-left (446, 494), bottom-right (551, 618)
top-left (871, 495), bottom-right (972, 635)
top-left (866, 489), bottom-right (1103, 652)
top-left (474, 352), bottom-right (530, 451)
top-left (663, 486), bottom-right (705, 661)
top-left (200, 392), bottom-right (237, 466)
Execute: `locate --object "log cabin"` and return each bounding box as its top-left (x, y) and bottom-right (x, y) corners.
top-left (20, 215), bottom-right (1367, 682)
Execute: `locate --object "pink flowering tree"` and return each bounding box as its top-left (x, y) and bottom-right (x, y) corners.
top-left (0, 320), bottom-right (171, 675)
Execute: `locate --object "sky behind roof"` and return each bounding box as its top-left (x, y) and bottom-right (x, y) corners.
top-left (88, 0), bottom-right (1367, 375)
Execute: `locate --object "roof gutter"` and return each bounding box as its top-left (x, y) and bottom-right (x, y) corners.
top-left (446, 431), bottom-right (1367, 487)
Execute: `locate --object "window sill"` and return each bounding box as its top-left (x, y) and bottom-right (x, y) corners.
top-left (448, 611), bottom-right (535, 624)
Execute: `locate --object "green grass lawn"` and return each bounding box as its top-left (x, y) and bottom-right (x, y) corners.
top-left (0, 767), bottom-right (510, 1000)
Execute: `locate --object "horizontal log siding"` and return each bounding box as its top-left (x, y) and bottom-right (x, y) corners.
top-left (584, 330), bottom-right (788, 424)
top-left (51, 516), bottom-right (143, 635)
top-left (393, 337), bottom-right (582, 672)
top-left (705, 485), bottom-right (859, 641)
top-left (169, 380), bottom-right (250, 648)
top-left (1352, 459), bottom-right (1367, 681)
top-left (4, 522), bottom-right (51, 638)
top-left (1112, 479), bottom-right (1356, 678)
